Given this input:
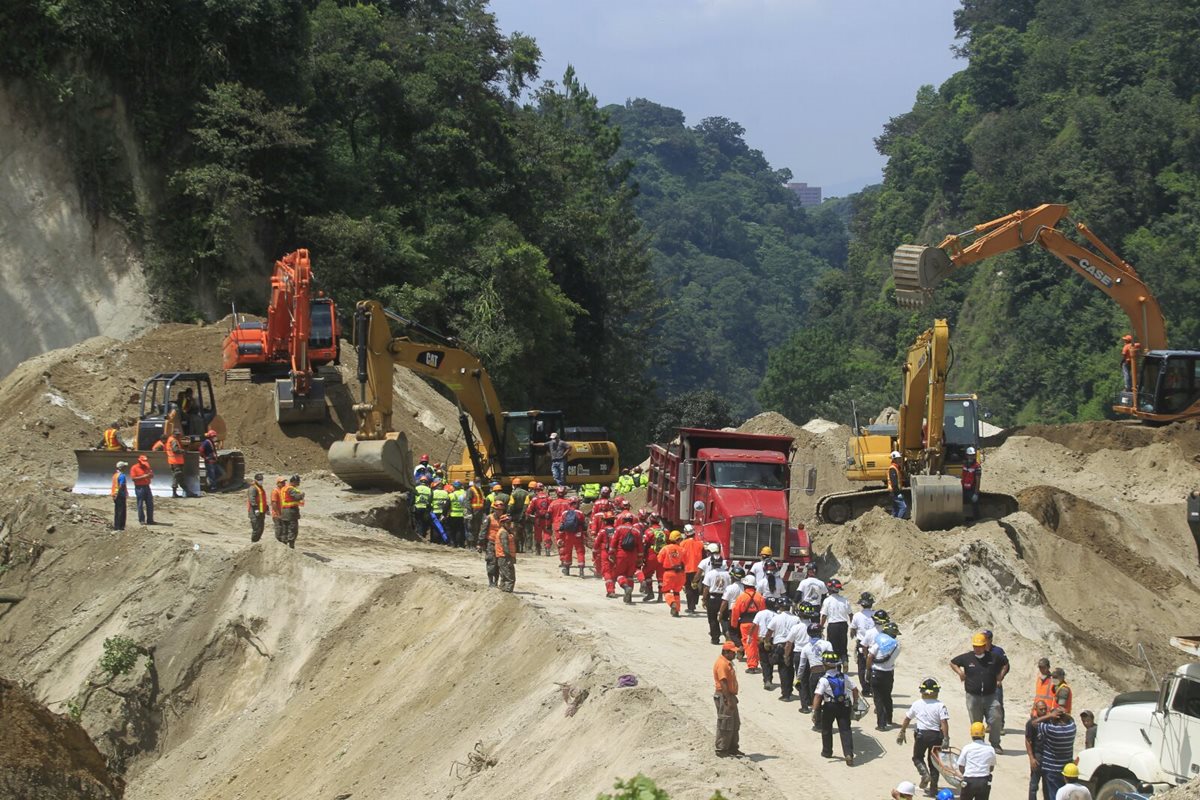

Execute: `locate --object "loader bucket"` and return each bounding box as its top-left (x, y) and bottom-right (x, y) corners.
top-left (73, 450), bottom-right (202, 497)
top-left (328, 434), bottom-right (413, 491)
top-left (892, 244), bottom-right (953, 309)
top-left (910, 474), bottom-right (964, 531)
top-left (274, 378), bottom-right (327, 424)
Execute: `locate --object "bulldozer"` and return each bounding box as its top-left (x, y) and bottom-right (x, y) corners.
top-left (74, 373), bottom-right (245, 496)
top-left (816, 320), bottom-right (1018, 530)
top-left (327, 300), bottom-right (620, 491)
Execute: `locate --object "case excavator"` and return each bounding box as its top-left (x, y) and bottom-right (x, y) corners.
top-left (892, 204), bottom-right (1200, 423)
top-left (816, 320), bottom-right (1019, 530)
top-left (327, 300), bottom-right (620, 491)
top-left (222, 248), bottom-right (340, 424)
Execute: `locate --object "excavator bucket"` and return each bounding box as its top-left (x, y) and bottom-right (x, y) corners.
top-left (909, 474), bottom-right (964, 531)
top-left (892, 245), bottom-right (953, 309)
top-left (274, 378), bottom-right (327, 424)
top-left (328, 433), bottom-right (414, 491)
top-left (73, 450), bottom-right (202, 497)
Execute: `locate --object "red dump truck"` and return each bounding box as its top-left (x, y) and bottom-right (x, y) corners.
top-left (647, 428), bottom-right (812, 586)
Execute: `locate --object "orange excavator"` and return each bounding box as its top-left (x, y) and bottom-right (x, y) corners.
top-left (893, 204), bottom-right (1200, 423)
top-left (222, 249), bottom-right (340, 424)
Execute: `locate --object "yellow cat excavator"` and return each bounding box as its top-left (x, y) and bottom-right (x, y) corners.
top-left (327, 300), bottom-right (620, 491)
top-left (816, 320), bottom-right (1019, 530)
top-left (892, 203), bottom-right (1200, 423)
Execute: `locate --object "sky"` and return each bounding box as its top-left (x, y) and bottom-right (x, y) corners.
top-left (488, 0), bottom-right (964, 197)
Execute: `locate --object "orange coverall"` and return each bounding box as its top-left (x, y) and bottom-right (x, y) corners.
top-left (730, 588), bottom-right (765, 669)
top-left (658, 542), bottom-right (686, 614)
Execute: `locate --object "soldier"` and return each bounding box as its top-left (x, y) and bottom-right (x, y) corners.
top-left (477, 500), bottom-right (505, 588)
top-left (270, 476), bottom-right (286, 542)
top-left (247, 473), bottom-right (267, 542)
top-left (495, 514), bottom-right (518, 592)
top-left (508, 478), bottom-right (531, 553)
top-left (280, 475), bottom-right (305, 549)
top-left (411, 476), bottom-right (432, 541)
top-left (447, 481), bottom-right (468, 548)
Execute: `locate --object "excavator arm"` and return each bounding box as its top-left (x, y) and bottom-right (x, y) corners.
top-left (893, 203), bottom-right (1168, 350)
top-left (898, 320), bottom-right (950, 474)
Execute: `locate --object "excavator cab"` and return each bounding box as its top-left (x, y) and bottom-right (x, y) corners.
top-left (1124, 351), bottom-right (1200, 420)
top-left (942, 394), bottom-right (980, 469)
top-left (501, 411), bottom-right (565, 476)
top-left (137, 372), bottom-right (222, 448)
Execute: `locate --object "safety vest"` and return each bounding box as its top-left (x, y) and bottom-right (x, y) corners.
top-left (103, 428), bottom-right (122, 450)
top-left (449, 489), bottom-right (466, 518)
top-left (130, 461), bottom-right (153, 487)
top-left (887, 463), bottom-right (903, 493)
top-left (581, 483), bottom-right (601, 500)
top-left (281, 485), bottom-right (305, 509)
top-left (413, 484), bottom-right (432, 510)
top-left (467, 486), bottom-right (485, 510)
top-left (270, 486), bottom-right (284, 517)
top-left (248, 483), bottom-right (267, 513)
top-left (1034, 674), bottom-right (1055, 711)
top-left (617, 475), bottom-right (634, 495)
top-left (493, 524), bottom-right (516, 558)
top-left (1053, 681), bottom-right (1073, 714)
top-left (961, 462), bottom-right (981, 491)
top-left (167, 436), bottom-right (186, 466)
top-left (111, 471), bottom-right (127, 497)
top-left (432, 488), bottom-right (450, 513)
top-left (636, 474), bottom-right (648, 488)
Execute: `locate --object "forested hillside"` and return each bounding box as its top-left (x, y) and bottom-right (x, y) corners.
top-left (763, 0), bottom-right (1200, 427)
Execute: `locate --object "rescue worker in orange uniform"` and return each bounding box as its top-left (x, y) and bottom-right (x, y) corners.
top-left (165, 430), bottom-right (192, 498)
top-left (609, 512), bottom-right (642, 604)
top-left (526, 482), bottom-right (551, 556)
top-left (270, 476), bottom-right (286, 542)
top-left (589, 486), bottom-right (615, 540)
top-left (494, 513), bottom-right (518, 592)
top-left (129, 454), bottom-right (155, 525)
top-left (558, 496), bottom-right (588, 577)
top-left (478, 500), bottom-right (506, 587)
top-left (595, 524), bottom-right (616, 597)
top-left (279, 475), bottom-right (304, 549)
top-left (100, 423), bottom-right (128, 451)
top-left (681, 526), bottom-right (705, 613)
top-left (247, 473), bottom-right (267, 542)
top-left (547, 486), bottom-right (572, 555)
top-left (730, 575), bottom-right (766, 673)
top-left (658, 530), bottom-right (687, 617)
top-left (641, 513), bottom-right (666, 602)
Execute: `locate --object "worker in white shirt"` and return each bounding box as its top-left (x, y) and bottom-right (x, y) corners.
top-left (797, 563), bottom-right (827, 606)
top-left (1056, 764), bottom-right (1092, 800)
top-left (753, 597), bottom-right (778, 689)
top-left (897, 678), bottom-right (951, 797)
top-left (956, 720), bottom-right (997, 799)
top-left (850, 591), bottom-right (877, 696)
top-left (783, 614), bottom-right (812, 705)
top-left (820, 578), bottom-right (852, 667)
top-left (866, 616), bottom-right (902, 731)
top-left (697, 542), bottom-right (721, 574)
top-left (701, 552), bottom-right (732, 645)
top-left (755, 558), bottom-right (787, 600)
top-left (813, 650), bottom-right (859, 766)
top-left (749, 545), bottom-right (774, 581)
top-left (766, 601), bottom-right (800, 701)
top-left (800, 624), bottom-right (833, 723)
top-left (719, 566), bottom-right (748, 655)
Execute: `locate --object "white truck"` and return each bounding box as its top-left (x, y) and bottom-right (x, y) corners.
top-left (1077, 636), bottom-right (1200, 799)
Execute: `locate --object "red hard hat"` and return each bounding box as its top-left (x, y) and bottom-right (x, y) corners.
top-left (556, 486), bottom-right (567, 496)
top-left (205, 430), bottom-right (217, 438)
top-left (420, 454), bottom-right (429, 461)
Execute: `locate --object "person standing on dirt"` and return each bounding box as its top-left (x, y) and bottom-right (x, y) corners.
top-left (1120, 334), bottom-right (1136, 391)
top-left (867, 617), bottom-right (902, 730)
top-left (801, 624), bottom-right (833, 723)
top-left (767, 600), bottom-right (800, 701)
top-left (411, 476), bottom-right (432, 541)
top-left (467, 478), bottom-right (486, 545)
top-left (533, 432), bottom-right (571, 486)
top-left (1034, 657), bottom-right (1054, 712)
top-left (478, 500), bottom-right (506, 588)
top-left (200, 430), bottom-right (223, 490)
top-left (1034, 706), bottom-right (1077, 799)
top-left (888, 451), bottom-right (908, 519)
top-left (641, 513), bottom-right (666, 602)
top-left (507, 478), bottom-right (531, 553)
top-left (820, 578), bottom-right (852, 666)
top-left (547, 486), bottom-right (572, 555)
top-left (713, 640), bottom-right (743, 757)
top-left (558, 497), bottom-right (587, 577)
top-left (447, 481), bottom-right (468, 548)
top-left (681, 527), bottom-right (704, 613)
top-left (609, 513), bottom-right (642, 603)
top-left (701, 551), bottom-right (731, 644)
top-left (731, 575), bottom-right (766, 674)
top-left (413, 454), bottom-right (434, 485)
top-left (782, 616), bottom-right (811, 705)
top-left (897, 678), bottom-right (950, 796)
top-left (111, 461), bottom-right (129, 531)
top-left (1049, 667), bottom-right (1072, 714)
top-left (166, 430), bottom-right (190, 498)
top-left (951, 633), bottom-right (1009, 753)
top-left (430, 479), bottom-right (451, 544)
top-left (814, 649), bottom-right (859, 766)
top-left (851, 592), bottom-right (877, 696)
top-left (494, 514), bottom-right (518, 592)
top-left (247, 473), bottom-right (267, 542)
top-left (280, 475), bottom-right (304, 549)
top-left (956, 720), bottom-right (997, 799)
top-left (130, 454), bottom-right (155, 526)
top-left (798, 563), bottom-right (827, 607)
top-left (754, 597), bottom-right (778, 689)
top-left (659, 530), bottom-right (688, 617)
top-left (270, 476), bottom-right (286, 542)
top-left (961, 447), bottom-right (982, 521)
top-left (1025, 699), bottom-right (1049, 800)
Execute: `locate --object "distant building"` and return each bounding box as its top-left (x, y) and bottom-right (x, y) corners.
top-left (786, 182), bottom-right (822, 207)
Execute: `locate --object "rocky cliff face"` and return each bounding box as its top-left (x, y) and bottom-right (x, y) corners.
top-left (0, 80), bottom-right (154, 380)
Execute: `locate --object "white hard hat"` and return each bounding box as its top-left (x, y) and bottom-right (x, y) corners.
top-left (741, 575), bottom-right (756, 587)
top-left (966, 446), bottom-right (977, 455)
top-left (895, 781), bottom-right (917, 796)
top-left (707, 542), bottom-right (720, 553)
top-left (549, 432), bottom-right (558, 439)
top-left (683, 524), bottom-right (694, 534)
top-left (890, 450), bottom-right (901, 459)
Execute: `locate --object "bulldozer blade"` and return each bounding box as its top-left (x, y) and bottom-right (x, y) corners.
top-left (328, 434), bottom-right (413, 491)
top-left (910, 474), bottom-right (964, 531)
top-left (892, 244), bottom-right (953, 309)
top-left (74, 450), bottom-right (202, 497)
top-left (274, 378), bottom-right (327, 424)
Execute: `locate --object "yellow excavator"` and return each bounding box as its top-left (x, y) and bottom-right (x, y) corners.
top-left (327, 300), bottom-right (620, 491)
top-left (816, 320), bottom-right (1019, 530)
top-left (892, 203), bottom-right (1200, 423)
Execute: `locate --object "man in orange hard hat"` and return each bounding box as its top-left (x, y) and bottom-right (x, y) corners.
top-left (166, 430), bottom-right (193, 498)
top-left (1120, 334), bottom-right (1137, 391)
top-left (478, 500), bottom-right (506, 587)
top-left (494, 513), bottom-right (518, 592)
top-left (713, 640), bottom-right (742, 757)
top-left (199, 429), bottom-right (222, 490)
top-left (247, 473), bottom-right (267, 542)
top-left (279, 475), bottom-right (305, 549)
top-left (659, 531), bottom-right (687, 616)
top-left (270, 476), bottom-right (286, 542)
top-left (129, 454), bottom-right (155, 525)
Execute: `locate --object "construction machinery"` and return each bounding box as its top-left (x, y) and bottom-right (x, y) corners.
top-left (892, 203), bottom-right (1200, 423)
top-left (74, 372), bottom-right (245, 496)
top-left (222, 249), bottom-right (340, 424)
top-left (327, 299), bottom-right (620, 491)
top-left (816, 320), bottom-right (1018, 530)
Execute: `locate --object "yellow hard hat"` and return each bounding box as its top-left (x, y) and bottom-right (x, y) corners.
top-left (971, 632), bottom-right (988, 647)
top-left (669, 530), bottom-right (682, 542)
top-left (760, 546), bottom-right (773, 557)
top-left (1061, 763), bottom-right (1079, 779)
top-left (970, 721), bottom-right (986, 738)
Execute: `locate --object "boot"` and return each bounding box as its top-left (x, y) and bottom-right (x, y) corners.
top-left (623, 584), bottom-right (634, 604)
top-left (670, 607), bottom-right (680, 618)
top-left (577, 564), bottom-right (586, 578)
top-left (656, 592), bottom-right (664, 603)
top-left (916, 762), bottom-right (930, 788)
top-left (561, 565), bottom-right (570, 576)
top-left (641, 582), bottom-right (654, 603)
top-left (606, 591), bottom-right (618, 599)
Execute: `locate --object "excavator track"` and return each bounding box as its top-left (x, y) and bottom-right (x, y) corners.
top-left (816, 486), bottom-right (1019, 531)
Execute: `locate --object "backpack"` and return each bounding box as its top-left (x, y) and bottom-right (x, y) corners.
top-left (875, 632), bottom-right (899, 659)
top-left (560, 509), bottom-right (583, 532)
top-left (826, 673), bottom-right (849, 704)
top-left (619, 528), bottom-right (638, 551)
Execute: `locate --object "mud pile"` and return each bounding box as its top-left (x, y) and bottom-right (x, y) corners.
top-left (738, 411), bottom-right (855, 523)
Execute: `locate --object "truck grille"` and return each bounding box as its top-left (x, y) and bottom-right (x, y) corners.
top-left (730, 516), bottom-right (784, 560)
